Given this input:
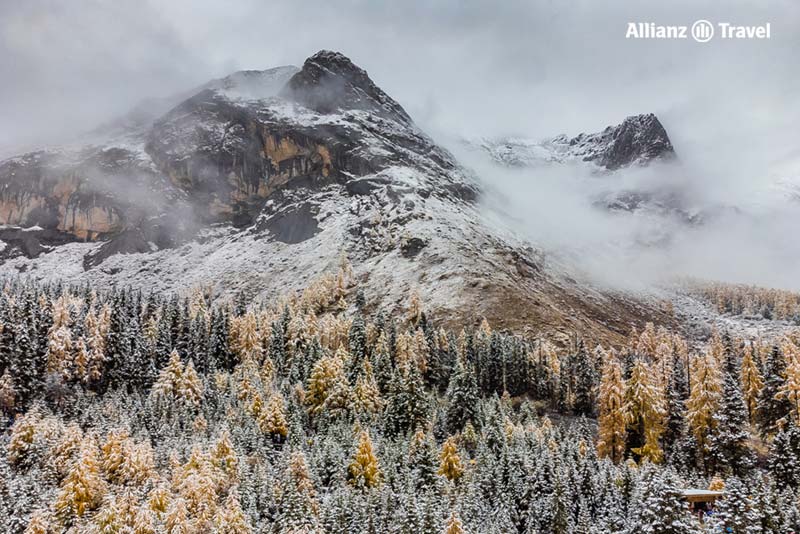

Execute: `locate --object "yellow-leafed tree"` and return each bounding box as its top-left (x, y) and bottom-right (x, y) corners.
top-left (23, 509), bottom-right (52, 534)
top-left (213, 488), bottom-right (252, 534)
top-left (348, 430), bottom-right (382, 488)
top-left (179, 360), bottom-right (204, 407)
top-left (55, 436), bottom-right (107, 524)
top-left (445, 511), bottom-right (466, 534)
top-left (306, 351), bottom-right (349, 416)
top-left (211, 429), bottom-right (239, 481)
top-left (353, 360), bottom-right (383, 416)
top-left (740, 342), bottom-right (763, 422)
top-left (438, 436), bottom-right (464, 482)
top-left (777, 353), bottom-right (800, 424)
top-left (258, 393), bottom-right (289, 441)
top-left (686, 352), bottom-right (722, 447)
top-left (624, 358), bottom-right (666, 463)
top-left (597, 358), bottom-right (627, 463)
top-left (0, 369), bottom-right (15, 415)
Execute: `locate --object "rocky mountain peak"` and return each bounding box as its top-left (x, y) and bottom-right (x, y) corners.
top-left (474, 112), bottom-right (675, 171)
top-left (598, 113), bottom-right (674, 170)
top-left (281, 50), bottom-right (412, 124)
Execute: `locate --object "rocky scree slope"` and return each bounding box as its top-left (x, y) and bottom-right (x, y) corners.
top-left (0, 51), bottom-right (672, 343)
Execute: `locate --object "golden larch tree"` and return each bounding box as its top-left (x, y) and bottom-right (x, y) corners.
top-left (597, 358), bottom-right (627, 463)
top-left (212, 488), bottom-right (252, 534)
top-left (258, 392), bottom-right (289, 441)
top-left (348, 430), bottom-right (382, 488)
top-left (740, 342), bottom-right (763, 422)
top-left (353, 360), bottom-right (383, 415)
top-left (624, 358), bottom-right (666, 463)
top-left (438, 436), bottom-right (464, 482)
top-left (445, 511), bottom-right (466, 534)
top-left (686, 352), bottom-right (722, 447)
top-left (0, 369), bottom-right (16, 416)
top-left (55, 435), bottom-right (107, 524)
top-left (777, 353), bottom-right (800, 424)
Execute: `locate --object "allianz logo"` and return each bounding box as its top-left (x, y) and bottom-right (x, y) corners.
top-left (626, 21), bottom-right (771, 43)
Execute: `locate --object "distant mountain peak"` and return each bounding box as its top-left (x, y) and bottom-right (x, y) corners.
top-left (475, 112), bottom-right (675, 170)
top-left (595, 113), bottom-right (674, 169)
top-left (281, 50), bottom-right (412, 124)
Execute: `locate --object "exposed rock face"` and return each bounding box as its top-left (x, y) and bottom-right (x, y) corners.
top-left (563, 113), bottom-right (675, 170)
top-left (281, 50), bottom-right (413, 124)
top-left (0, 150), bottom-right (136, 240)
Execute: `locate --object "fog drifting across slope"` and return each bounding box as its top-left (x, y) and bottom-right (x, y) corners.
top-left (447, 137), bottom-right (800, 293)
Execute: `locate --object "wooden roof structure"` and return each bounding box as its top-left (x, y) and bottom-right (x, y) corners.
top-left (679, 489), bottom-right (724, 504)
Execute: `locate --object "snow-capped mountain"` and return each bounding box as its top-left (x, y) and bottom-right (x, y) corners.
top-left (0, 51), bottom-right (672, 343)
top-left (474, 113), bottom-right (675, 171)
top-left (466, 113), bottom-right (700, 227)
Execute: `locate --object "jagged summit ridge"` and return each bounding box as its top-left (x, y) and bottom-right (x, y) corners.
top-left (477, 113), bottom-right (675, 170)
top-left (281, 50), bottom-right (413, 124)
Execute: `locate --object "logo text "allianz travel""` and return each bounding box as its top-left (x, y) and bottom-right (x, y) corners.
top-left (626, 21), bottom-right (771, 43)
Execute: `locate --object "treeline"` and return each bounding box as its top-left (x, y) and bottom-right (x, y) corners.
top-left (687, 280), bottom-right (800, 322)
top-left (0, 270), bottom-right (799, 533)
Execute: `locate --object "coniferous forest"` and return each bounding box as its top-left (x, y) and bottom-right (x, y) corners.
top-left (2, 265), bottom-right (800, 534)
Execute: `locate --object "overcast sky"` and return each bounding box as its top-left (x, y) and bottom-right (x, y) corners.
top-left (2, 0), bottom-right (798, 153)
top-left (2, 0), bottom-right (799, 288)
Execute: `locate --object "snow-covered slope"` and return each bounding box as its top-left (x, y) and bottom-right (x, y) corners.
top-left (0, 51), bottom-right (673, 344)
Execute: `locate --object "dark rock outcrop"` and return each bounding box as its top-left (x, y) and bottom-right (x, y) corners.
top-left (557, 113), bottom-right (675, 170)
top-left (83, 228), bottom-right (152, 270)
top-left (281, 50), bottom-right (413, 124)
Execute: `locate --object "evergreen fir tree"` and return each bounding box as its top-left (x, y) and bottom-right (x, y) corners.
top-left (712, 477), bottom-right (763, 534)
top-left (631, 472), bottom-right (701, 534)
top-left (274, 452), bottom-right (323, 533)
top-left (662, 349), bottom-right (688, 455)
top-left (758, 345), bottom-right (791, 437)
top-left (572, 341), bottom-right (596, 416)
top-left (444, 359), bottom-right (479, 434)
top-left (708, 342), bottom-right (755, 475)
top-left (348, 314), bottom-right (367, 382)
top-left (384, 361), bottom-right (429, 436)
top-left (768, 425), bottom-right (800, 489)
top-left (408, 429), bottom-right (439, 489)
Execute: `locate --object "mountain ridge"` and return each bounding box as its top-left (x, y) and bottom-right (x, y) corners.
top-left (474, 113), bottom-right (675, 170)
top-left (0, 51), bottom-right (674, 344)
